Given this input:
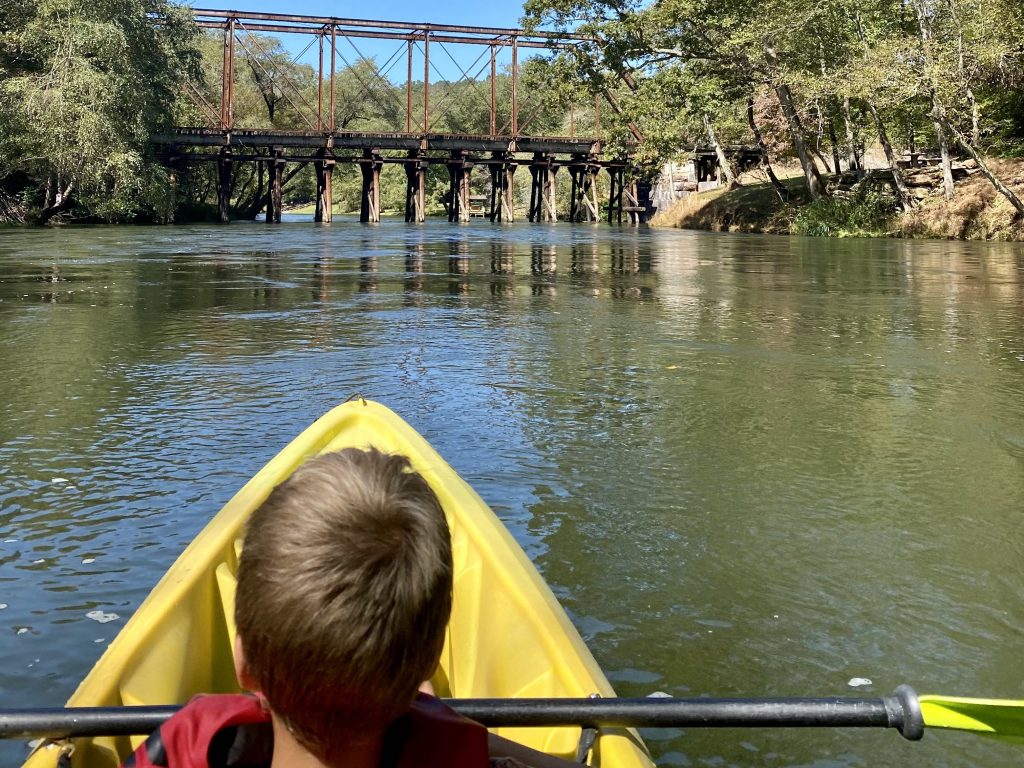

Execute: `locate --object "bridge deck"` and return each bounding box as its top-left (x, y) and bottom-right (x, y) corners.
top-left (154, 128), bottom-right (603, 158)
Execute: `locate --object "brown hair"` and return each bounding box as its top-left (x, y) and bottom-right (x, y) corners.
top-left (235, 447), bottom-right (452, 760)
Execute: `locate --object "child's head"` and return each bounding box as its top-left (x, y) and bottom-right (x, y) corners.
top-left (234, 447), bottom-right (453, 760)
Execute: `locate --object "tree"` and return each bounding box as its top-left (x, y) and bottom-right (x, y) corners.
top-left (0, 0), bottom-right (200, 223)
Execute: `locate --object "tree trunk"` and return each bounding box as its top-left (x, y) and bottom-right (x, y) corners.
top-left (933, 108), bottom-right (956, 200)
top-left (812, 146), bottom-right (832, 174)
top-left (703, 114), bottom-right (739, 188)
top-left (913, 0), bottom-right (956, 200)
top-left (238, 162), bottom-right (267, 220)
top-left (937, 112), bottom-right (1024, 217)
top-left (770, 81), bottom-right (827, 198)
top-left (817, 43), bottom-right (844, 173)
top-left (865, 101), bottom-right (915, 212)
top-left (764, 43), bottom-right (826, 199)
top-left (37, 180), bottom-right (75, 225)
top-left (843, 97), bottom-right (861, 172)
top-left (945, 0), bottom-right (982, 146)
top-left (747, 97), bottom-right (789, 202)
top-left (773, 82), bottom-right (825, 199)
top-left (968, 89), bottom-right (980, 146)
top-left (828, 118), bottom-right (842, 174)
top-left (812, 103), bottom-right (833, 173)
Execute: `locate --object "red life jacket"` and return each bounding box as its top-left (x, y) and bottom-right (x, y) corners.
top-left (121, 693), bottom-right (489, 768)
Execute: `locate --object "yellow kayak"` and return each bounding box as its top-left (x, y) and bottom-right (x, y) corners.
top-left (25, 399), bottom-right (654, 768)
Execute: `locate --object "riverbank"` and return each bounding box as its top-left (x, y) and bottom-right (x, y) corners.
top-left (651, 158), bottom-right (1024, 241)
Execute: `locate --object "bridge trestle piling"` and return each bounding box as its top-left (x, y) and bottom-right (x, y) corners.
top-left (487, 153), bottom-right (517, 223)
top-left (217, 148), bottom-right (232, 224)
top-left (446, 151), bottom-right (472, 223)
top-left (266, 147), bottom-right (285, 224)
top-left (607, 166), bottom-right (624, 225)
top-left (568, 155), bottom-right (600, 223)
top-left (404, 151), bottom-right (426, 224)
top-left (359, 149), bottom-right (383, 223)
top-left (314, 149), bottom-right (335, 223)
top-left (161, 133), bottom-right (652, 225)
top-left (528, 153), bottom-right (558, 223)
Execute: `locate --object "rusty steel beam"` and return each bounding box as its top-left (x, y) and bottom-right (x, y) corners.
top-left (191, 8), bottom-right (590, 41)
top-left (511, 37), bottom-right (518, 135)
top-left (220, 23), bottom-right (229, 127)
top-left (406, 40), bottom-right (414, 133)
top-left (423, 32), bottom-right (430, 133)
top-left (600, 88), bottom-right (644, 143)
top-left (490, 45), bottom-right (497, 136)
top-left (193, 21), bottom-right (575, 49)
top-left (329, 25), bottom-right (336, 132)
top-left (318, 34), bottom-right (324, 130)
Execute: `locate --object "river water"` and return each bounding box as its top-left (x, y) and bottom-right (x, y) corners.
top-left (0, 219), bottom-right (1022, 766)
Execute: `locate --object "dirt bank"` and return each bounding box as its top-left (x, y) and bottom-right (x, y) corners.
top-left (651, 159), bottom-right (1024, 241)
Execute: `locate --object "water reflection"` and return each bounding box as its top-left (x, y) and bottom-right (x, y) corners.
top-left (359, 256), bottom-right (378, 294)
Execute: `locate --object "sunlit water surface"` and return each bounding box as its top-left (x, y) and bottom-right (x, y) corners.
top-left (1, 219), bottom-right (1023, 766)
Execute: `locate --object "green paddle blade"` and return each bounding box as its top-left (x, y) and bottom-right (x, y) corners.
top-left (921, 695), bottom-right (1024, 742)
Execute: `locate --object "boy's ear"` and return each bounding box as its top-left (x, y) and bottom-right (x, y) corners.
top-left (234, 634), bottom-right (260, 693)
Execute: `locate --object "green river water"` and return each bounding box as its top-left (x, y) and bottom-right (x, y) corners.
top-left (0, 219), bottom-right (1022, 766)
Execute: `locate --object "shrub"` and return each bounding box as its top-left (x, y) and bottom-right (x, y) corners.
top-left (792, 191), bottom-right (899, 238)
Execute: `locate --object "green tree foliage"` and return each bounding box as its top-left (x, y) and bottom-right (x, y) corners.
top-left (0, 0), bottom-right (200, 223)
top-left (523, 0), bottom-right (1024, 209)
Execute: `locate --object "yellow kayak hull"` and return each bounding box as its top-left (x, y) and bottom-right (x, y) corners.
top-left (25, 400), bottom-right (653, 768)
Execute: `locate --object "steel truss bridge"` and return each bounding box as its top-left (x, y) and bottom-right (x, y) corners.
top-left (157, 9), bottom-right (650, 224)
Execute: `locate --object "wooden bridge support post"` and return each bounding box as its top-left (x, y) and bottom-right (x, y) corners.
top-left (586, 165), bottom-right (601, 221)
top-left (217, 148), bottom-right (232, 223)
top-left (266, 146), bottom-right (284, 223)
top-left (404, 151), bottom-right (426, 223)
top-left (569, 162), bottom-right (582, 222)
top-left (568, 157), bottom-right (600, 223)
top-left (360, 149), bottom-right (382, 223)
top-left (460, 161), bottom-right (472, 223)
top-left (528, 153), bottom-right (552, 223)
top-left (314, 149), bottom-right (334, 223)
top-left (490, 156), bottom-right (516, 223)
top-left (623, 179), bottom-right (653, 227)
top-left (528, 165), bottom-right (540, 222)
top-left (545, 165), bottom-right (559, 222)
top-left (607, 167), bottom-right (624, 224)
top-left (446, 151), bottom-right (471, 223)
top-left (500, 162), bottom-right (516, 223)
top-left (626, 180), bottom-right (640, 227)
top-left (488, 154), bottom-right (502, 222)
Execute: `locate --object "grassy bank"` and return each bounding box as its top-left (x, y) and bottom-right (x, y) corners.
top-left (651, 159), bottom-right (1024, 241)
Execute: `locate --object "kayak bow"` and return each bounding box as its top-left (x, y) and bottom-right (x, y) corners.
top-left (21, 399), bottom-right (654, 768)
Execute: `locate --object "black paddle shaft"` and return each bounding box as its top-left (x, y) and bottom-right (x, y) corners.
top-left (0, 686), bottom-right (925, 741)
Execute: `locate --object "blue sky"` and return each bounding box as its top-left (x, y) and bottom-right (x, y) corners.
top-left (189, 0), bottom-right (528, 30)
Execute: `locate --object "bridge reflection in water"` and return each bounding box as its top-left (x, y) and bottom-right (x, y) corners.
top-left (157, 9), bottom-right (652, 225)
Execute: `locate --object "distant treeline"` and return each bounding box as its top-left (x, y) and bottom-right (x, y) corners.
top-left (0, 2), bottom-right (576, 224)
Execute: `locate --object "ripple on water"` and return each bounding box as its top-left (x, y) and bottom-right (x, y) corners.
top-left (0, 223), bottom-right (1023, 768)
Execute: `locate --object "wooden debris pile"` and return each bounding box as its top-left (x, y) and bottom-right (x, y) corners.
top-left (901, 159), bottom-right (980, 199)
top-left (828, 158), bottom-right (981, 202)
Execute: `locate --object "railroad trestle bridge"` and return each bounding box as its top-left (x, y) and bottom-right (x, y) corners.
top-left (159, 9), bottom-right (652, 225)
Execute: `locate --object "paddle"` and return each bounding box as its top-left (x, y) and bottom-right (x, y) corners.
top-left (0, 687), bottom-right (1020, 742)
top-left (919, 694), bottom-right (1024, 741)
